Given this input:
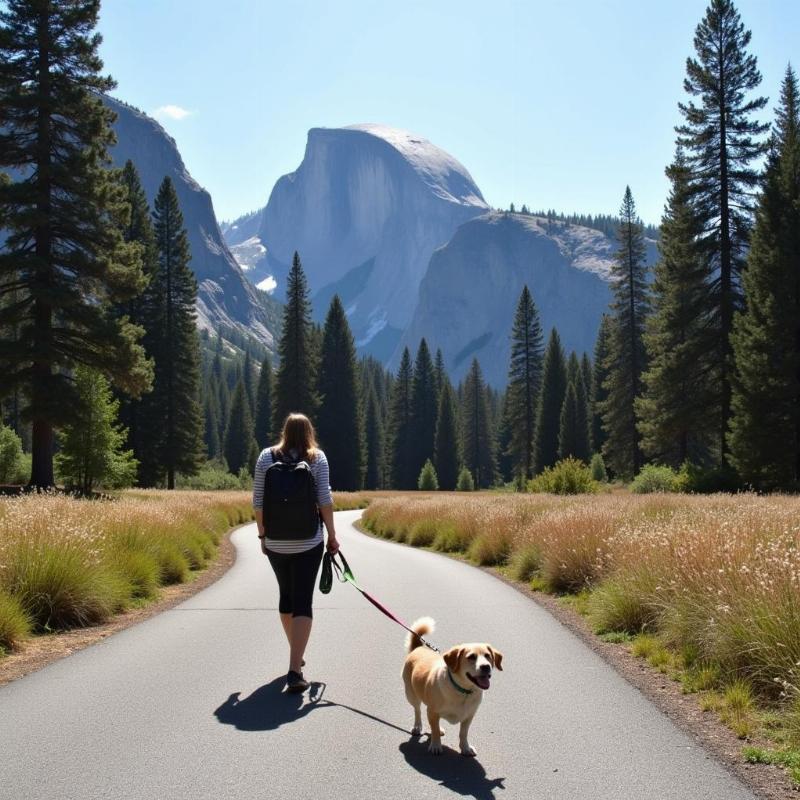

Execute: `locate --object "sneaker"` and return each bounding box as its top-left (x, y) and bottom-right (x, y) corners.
top-left (286, 670), bottom-right (309, 693)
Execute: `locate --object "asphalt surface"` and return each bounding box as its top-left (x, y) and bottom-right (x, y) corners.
top-left (0, 510), bottom-right (756, 800)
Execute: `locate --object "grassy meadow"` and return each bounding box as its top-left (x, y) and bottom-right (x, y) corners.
top-left (362, 491), bottom-right (800, 778)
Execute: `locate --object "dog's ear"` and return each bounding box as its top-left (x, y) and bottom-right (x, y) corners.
top-left (488, 646), bottom-right (504, 671)
top-left (443, 646), bottom-right (465, 673)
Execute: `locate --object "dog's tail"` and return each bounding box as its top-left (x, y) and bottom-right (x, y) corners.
top-left (405, 617), bottom-right (435, 653)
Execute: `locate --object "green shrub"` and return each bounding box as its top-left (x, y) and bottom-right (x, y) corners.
top-left (630, 464), bottom-right (680, 494)
top-left (676, 461), bottom-right (741, 493)
top-left (106, 548), bottom-right (160, 600)
top-left (407, 519), bottom-right (439, 547)
top-left (432, 521), bottom-right (472, 553)
top-left (176, 460), bottom-right (242, 490)
top-left (588, 572), bottom-right (660, 634)
top-left (590, 453), bottom-right (607, 482)
top-left (0, 424), bottom-right (23, 484)
top-left (456, 467), bottom-right (474, 492)
top-left (468, 530), bottom-right (512, 566)
top-left (0, 589), bottom-right (32, 651)
top-left (528, 458), bottom-right (598, 495)
top-left (508, 544), bottom-right (542, 582)
top-left (418, 459), bottom-right (439, 491)
top-left (2, 541), bottom-right (128, 630)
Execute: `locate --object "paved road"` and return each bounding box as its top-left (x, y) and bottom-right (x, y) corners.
top-left (1, 510), bottom-right (755, 800)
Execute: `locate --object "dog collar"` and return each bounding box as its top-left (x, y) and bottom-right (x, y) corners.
top-left (447, 669), bottom-right (473, 695)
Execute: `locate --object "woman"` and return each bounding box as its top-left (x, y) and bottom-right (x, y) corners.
top-left (253, 413), bottom-right (339, 693)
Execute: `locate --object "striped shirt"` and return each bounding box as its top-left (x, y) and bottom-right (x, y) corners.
top-left (252, 447), bottom-right (333, 554)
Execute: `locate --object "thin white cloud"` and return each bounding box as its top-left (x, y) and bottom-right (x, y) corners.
top-left (153, 104), bottom-right (193, 121)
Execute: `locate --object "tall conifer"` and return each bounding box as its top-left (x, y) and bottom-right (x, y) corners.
top-left (434, 381), bottom-right (460, 490)
top-left (364, 385), bottom-right (384, 490)
top-left (254, 356), bottom-right (273, 449)
top-left (273, 252), bottom-right (318, 433)
top-left (676, 0), bottom-right (768, 462)
top-left (224, 381), bottom-right (255, 475)
top-left (729, 67), bottom-right (800, 489)
top-left (139, 177), bottom-right (204, 488)
top-left (636, 152), bottom-right (713, 466)
top-left (410, 339), bottom-right (438, 481)
top-left (533, 330), bottom-right (568, 473)
top-left (600, 188), bottom-right (649, 479)
top-left (388, 348), bottom-right (415, 489)
top-left (0, 1), bottom-right (151, 486)
top-left (505, 285), bottom-right (544, 479)
top-left (591, 315), bottom-right (613, 455)
top-left (316, 295), bottom-right (363, 490)
top-left (460, 359), bottom-right (495, 488)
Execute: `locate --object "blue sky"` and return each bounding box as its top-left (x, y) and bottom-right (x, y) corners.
top-left (98, 1), bottom-right (799, 226)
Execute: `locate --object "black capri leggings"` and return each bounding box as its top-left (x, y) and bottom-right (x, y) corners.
top-left (266, 543), bottom-right (324, 618)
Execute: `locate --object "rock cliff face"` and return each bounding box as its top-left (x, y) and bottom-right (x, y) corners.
top-left (106, 97), bottom-right (278, 350)
top-left (222, 124), bottom-right (488, 359)
top-left (398, 212), bottom-right (656, 387)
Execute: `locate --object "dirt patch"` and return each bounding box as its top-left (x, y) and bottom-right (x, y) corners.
top-left (0, 523), bottom-right (245, 688)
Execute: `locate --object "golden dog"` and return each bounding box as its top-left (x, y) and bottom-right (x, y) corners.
top-left (402, 617), bottom-right (503, 756)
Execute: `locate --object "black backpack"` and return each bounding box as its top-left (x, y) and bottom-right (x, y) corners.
top-left (263, 448), bottom-right (320, 540)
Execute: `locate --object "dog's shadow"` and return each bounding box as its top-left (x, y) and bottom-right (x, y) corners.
top-left (399, 738), bottom-right (506, 800)
top-left (214, 678), bottom-right (409, 735)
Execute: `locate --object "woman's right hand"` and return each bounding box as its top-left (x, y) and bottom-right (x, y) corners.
top-left (260, 537), bottom-right (269, 556)
top-left (326, 534), bottom-right (340, 555)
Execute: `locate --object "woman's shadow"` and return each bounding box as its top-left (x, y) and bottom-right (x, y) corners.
top-left (213, 676), bottom-right (325, 731)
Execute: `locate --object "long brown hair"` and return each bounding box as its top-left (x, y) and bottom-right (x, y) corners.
top-left (275, 413), bottom-right (319, 462)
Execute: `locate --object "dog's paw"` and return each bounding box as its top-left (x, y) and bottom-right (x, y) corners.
top-left (428, 740), bottom-right (443, 755)
top-left (460, 745), bottom-right (477, 757)
top-left (411, 725), bottom-right (422, 737)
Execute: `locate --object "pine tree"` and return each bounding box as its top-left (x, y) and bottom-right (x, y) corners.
top-left (533, 329), bottom-right (568, 473)
top-left (460, 359), bottom-right (495, 488)
top-left (558, 379), bottom-right (591, 463)
top-left (224, 381), bottom-right (255, 476)
top-left (316, 295), bottom-right (363, 490)
top-left (410, 339), bottom-right (438, 481)
top-left (676, 0), bottom-right (769, 463)
top-left (139, 177), bottom-right (204, 488)
top-left (388, 348), bottom-right (415, 489)
top-left (600, 188), bottom-right (649, 479)
top-left (0, 1), bottom-right (151, 487)
top-left (592, 315), bottom-right (612, 457)
top-left (434, 381), bottom-right (460, 490)
top-left (434, 348), bottom-right (446, 401)
top-left (505, 285), bottom-right (544, 479)
top-left (254, 356), bottom-right (273, 449)
top-left (114, 160), bottom-right (157, 466)
top-left (203, 390), bottom-right (221, 460)
top-left (242, 350), bottom-right (256, 418)
top-left (636, 151), bottom-right (714, 466)
top-left (418, 459), bottom-right (439, 491)
top-left (495, 391), bottom-right (514, 483)
top-left (55, 366), bottom-right (137, 494)
top-left (364, 384), bottom-right (384, 490)
top-left (729, 67), bottom-right (800, 489)
top-left (273, 252), bottom-right (318, 433)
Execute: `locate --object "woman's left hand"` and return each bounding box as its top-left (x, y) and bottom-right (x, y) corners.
top-left (326, 534), bottom-right (340, 554)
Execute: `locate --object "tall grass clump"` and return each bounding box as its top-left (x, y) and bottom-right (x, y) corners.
top-left (0, 588), bottom-right (32, 651)
top-left (0, 491), bottom-right (253, 643)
